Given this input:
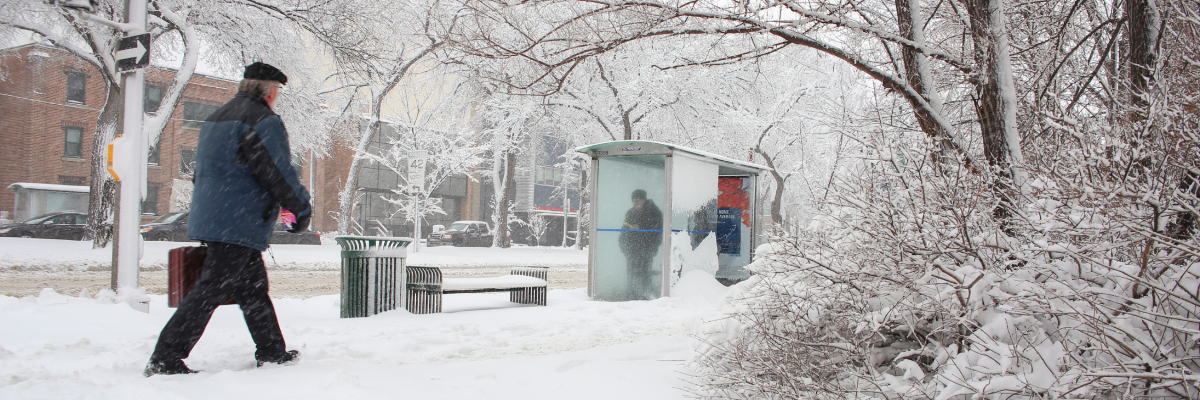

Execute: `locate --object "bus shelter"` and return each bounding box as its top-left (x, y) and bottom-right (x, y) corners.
top-left (7, 182), bottom-right (90, 222)
top-left (576, 141), bottom-right (769, 301)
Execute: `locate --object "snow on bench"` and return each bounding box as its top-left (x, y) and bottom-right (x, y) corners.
top-left (405, 266), bottom-right (548, 314)
top-left (443, 275), bottom-right (548, 291)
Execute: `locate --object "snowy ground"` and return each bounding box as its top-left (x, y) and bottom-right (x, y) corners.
top-left (0, 237), bottom-right (728, 399)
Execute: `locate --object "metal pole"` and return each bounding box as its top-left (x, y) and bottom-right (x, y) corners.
top-left (112, 0), bottom-right (147, 309)
top-left (314, 148), bottom-right (319, 230)
top-left (661, 155), bottom-right (673, 298)
top-left (110, 181), bottom-right (120, 289)
top-left (413, 212), bottom-right (421, 252)
top-left (587, 157), bottom-right (599, 299)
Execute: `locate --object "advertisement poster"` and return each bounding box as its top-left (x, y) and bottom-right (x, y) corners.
top-left (717, 177), bottom-right (749, 255)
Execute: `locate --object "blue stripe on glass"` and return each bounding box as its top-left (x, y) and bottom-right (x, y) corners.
top-left (596, 228), bottom-right (714, 235)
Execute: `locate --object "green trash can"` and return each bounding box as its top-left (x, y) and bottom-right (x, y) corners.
top-left (335, 236), bottom-right (412, 318)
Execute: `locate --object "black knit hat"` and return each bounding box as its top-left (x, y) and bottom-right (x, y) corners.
top-left (631, 189), bottom-right (647, 199)
top-left (243, 62), bottom-right (288, 85)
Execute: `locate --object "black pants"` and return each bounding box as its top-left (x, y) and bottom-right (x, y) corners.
top-left (150, 242), bottom-right (286, 362)
top-left (625, 252), bottom-right (657, 300)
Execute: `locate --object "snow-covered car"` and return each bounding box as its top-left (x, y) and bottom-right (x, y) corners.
top-left (0, 212), bottom-right (89, 240)
top-left (428, 221), bottom-right (492, 247)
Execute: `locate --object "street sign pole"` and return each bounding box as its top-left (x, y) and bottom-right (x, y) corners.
top-left (112, 0), bottom-right (148, 311)
top-left (407, 150), bottom-right (428, 251)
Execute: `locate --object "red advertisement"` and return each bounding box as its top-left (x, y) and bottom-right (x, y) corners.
top-left (717, 177), bottom-right (749, 255)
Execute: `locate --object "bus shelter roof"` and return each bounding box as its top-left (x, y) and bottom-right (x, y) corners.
top-left (574, 141), bottom-right (769, 174)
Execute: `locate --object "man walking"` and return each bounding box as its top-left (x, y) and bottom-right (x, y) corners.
top-left (144, 62), bottom-right (311, 376)
top-left (618, 189), bottom-right (663, 300)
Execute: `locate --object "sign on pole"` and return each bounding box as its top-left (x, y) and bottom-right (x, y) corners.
top-left (115, 33), bottom-right (150, 72)
top-left (406, 150), bottom-right (428, 193)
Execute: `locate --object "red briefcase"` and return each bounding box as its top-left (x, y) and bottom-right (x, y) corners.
top-left (168, 246), bottom-right (234, 307)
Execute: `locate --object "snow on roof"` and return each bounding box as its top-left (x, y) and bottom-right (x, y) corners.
top-left (575, 140), bottom-right (770, 172)
top-left (7, 183), bottom-right (90, 193)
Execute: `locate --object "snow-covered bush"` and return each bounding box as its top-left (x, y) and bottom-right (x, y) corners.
top-left (691, 107), bottom-right (1198, 398)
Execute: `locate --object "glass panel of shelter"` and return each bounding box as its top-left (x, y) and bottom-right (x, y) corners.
top-left (668, 155), bottom-right (719, 289)
top-left (594, 155), bottom-right (665, 301)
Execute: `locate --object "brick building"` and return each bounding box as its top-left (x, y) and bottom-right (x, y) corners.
top-left (0, 43), bottom-right (242, 222)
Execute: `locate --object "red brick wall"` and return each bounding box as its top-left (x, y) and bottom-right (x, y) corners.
top-left (0, 45), bottom-right (104, 220)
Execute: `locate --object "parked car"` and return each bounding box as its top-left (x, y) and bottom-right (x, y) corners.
top-left (428, 221), bottom-right (492, 247)
top-left (140, 212), bottom-right (190, 241)
top-left (0, 212), bottom-right (89, 240)
top-left (140, 211), bottom-right (320, 245)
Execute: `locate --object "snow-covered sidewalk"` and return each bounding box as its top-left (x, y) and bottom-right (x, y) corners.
top-left (0, 272), bottom-right (729, 399)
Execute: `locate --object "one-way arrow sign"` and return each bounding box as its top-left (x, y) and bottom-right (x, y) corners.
top-left (115, 33), bottom-right (150, 72)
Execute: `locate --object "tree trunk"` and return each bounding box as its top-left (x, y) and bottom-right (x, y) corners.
top-left (494, 150), bottom-right (518, 248)
top-left (965, 0), bottom-right (1024, 229)
top-left (1127, 0), bottom-right (1160, 117)
top-left (337, 130), bottom-right (369, 234)
top-left (770, 172), bottom-right (785, 225)
top-left (754, 148), bottom-right (786, 225)
top-left (622, 110), bottom-right (633, 140)
top-left (573, 163), bottom-right (588, 250)
top-left (1125, 0), bottom-right (1191, 244)
top-left (87, 83), bottom-right (123, 248)
top-left (337, 109), bottom-right (385, 234)
top-left (896, 0), bottom-right (955, 162)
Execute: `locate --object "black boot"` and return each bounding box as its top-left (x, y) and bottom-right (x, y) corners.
top-left (143, 359), bottom-right (198, 377)
top-left (256, 350), bottom-right (300, 367)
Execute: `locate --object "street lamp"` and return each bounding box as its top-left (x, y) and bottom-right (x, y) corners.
top-left (54, 0), bottom-right (149, 312)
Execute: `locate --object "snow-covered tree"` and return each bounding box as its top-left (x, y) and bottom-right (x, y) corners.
top-left (327, 0), bottom-right (461, 235)
top-left (358, 85), bottom-right (486, 250)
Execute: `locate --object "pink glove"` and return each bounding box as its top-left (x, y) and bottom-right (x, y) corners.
top-left (280, 208), bottom-right (297, 229)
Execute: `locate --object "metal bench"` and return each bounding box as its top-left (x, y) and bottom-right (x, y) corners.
top-left (405, 266), bottom-right (549, 314)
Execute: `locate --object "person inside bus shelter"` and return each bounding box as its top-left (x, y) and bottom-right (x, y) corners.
top-left (618, 189), bottom-right (663, 300)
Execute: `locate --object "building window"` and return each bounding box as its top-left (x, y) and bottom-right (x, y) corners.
top-left (66, 72), bottom-right (86, 104)
top-left (535, 166), bottom-right (563, 186)
top-left (142, 183), bottom-right (160, 215)
top-left (180, 149), bottom-right (196, 176)
top-left (182, 101), bottom-right (218, 128)
top-left (63, 126), bottom-right (83, 158)
top-left (145, 85), bottom-right (163, 113)
top-left (59, 176), bottom-right (85, 186)
top-left (148, 141), bottom-right (160, 165)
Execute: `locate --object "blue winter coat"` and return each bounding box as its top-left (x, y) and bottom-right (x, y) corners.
top-left (187, 92), bottom-right (311, 251)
